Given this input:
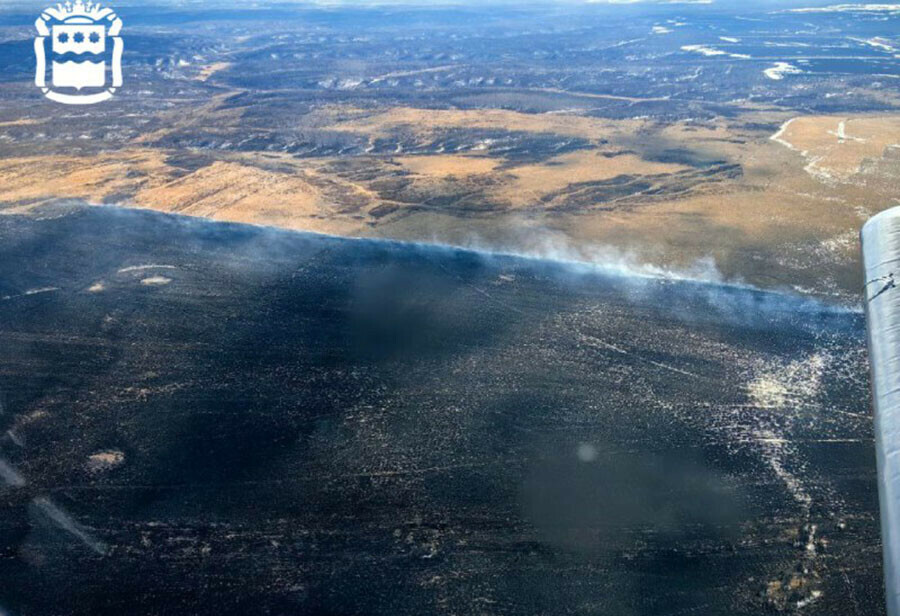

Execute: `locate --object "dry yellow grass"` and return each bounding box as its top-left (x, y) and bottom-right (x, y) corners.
top-left (197, 62), bottom-right (232, 81)
top-left (498, 151), bottom-right (690, 206)
top-left (0, 151), bottom-right (365, 235)
top-left (0, 119), bottom-right (43, 127)
top-left (362, 113), bottom-right (900, 297)
top-left (135, 160), bottom-right (323, 224)
top-left (3, 106), bottom-right (899, 297)
top-left (394, 155), bottom-right (499, 177)
top-left (772, 115), bottom-right (900, 181)
top-left (0, 150), bottom-right (167, 206)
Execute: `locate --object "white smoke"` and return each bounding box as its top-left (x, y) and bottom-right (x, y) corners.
top-left (436, 227), bottom-right (731, 286)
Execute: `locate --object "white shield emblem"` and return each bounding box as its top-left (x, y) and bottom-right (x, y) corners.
top-left (34, 1), bottom-right (124, 105)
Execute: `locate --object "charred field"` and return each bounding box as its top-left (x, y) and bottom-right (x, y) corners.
top-left (0, 204), bottom-right (882, 615)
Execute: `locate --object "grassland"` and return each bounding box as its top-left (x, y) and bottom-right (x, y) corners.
top-left (2, 103), bottom-right (897, 301)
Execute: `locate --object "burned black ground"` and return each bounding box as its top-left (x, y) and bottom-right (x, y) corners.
top-left (0, 205), bottom-right (882, 615)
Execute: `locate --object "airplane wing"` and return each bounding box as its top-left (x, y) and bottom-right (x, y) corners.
top-left (862, 207), bottom-right (900, 616)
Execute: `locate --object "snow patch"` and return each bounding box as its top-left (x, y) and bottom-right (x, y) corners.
top-left (682, 44), bottom-right (750, 59)
top-left (141, 276), bottom-right (172, 286)
top-left (764, 62), bottom-right (803, 80)
top-left (850, 36), bottom-right (897, 53)
top-left (118, 264), bottom-right (177, 273)
top-left (87, 450), bottom-right (125, 473)
top-left (785, 4), bottom-right (900, 13)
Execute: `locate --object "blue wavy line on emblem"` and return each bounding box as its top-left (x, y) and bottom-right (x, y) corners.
top-left (50, 51), bottom-right (108, 62)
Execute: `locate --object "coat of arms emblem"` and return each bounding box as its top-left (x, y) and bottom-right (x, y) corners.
top-left (34, 1), bottom-right (123, 105)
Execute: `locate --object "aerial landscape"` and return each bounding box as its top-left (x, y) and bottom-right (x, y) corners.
top-left (0, 0), bottom-right (898, 614)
